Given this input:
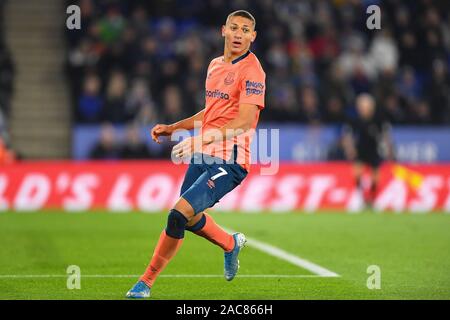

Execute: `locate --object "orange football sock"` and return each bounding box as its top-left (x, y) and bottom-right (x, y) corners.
top-left (194, 214), bottom-right (235, 252)
top-left (140, 230), bottom-right (183, 287)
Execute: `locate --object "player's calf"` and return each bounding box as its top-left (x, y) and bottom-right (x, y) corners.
top-left (126, 208), bottom-right (190, 299)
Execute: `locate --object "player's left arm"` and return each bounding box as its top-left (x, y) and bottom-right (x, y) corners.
top-left (203, 103), bottom-right (259, 143)
top-left (172, 103), bottom-right (259, 158)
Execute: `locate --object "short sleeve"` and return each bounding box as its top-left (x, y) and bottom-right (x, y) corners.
top-left (239, 64), bottom-right (266, 109)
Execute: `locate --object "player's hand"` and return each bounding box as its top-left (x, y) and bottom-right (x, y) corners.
top-left (172, 136), bottom-right (203, 158)
top-left (150, 124), bottom-right (173, 144)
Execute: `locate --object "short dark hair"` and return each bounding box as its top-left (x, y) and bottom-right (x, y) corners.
top-left (226, 10), bottom-right (256, 28)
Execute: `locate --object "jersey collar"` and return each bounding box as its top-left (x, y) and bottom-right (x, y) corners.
top-left (231, 50), bottom-right (251, 64)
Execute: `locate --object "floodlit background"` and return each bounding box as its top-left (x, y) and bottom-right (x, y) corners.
top-left (0, 0), bottom-right (449, 300)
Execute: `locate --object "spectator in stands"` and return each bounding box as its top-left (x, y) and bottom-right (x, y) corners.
top-left (124, 78), bottom-right (154, 122)
top-left (266, 81), bottom-right (300, 122)
top-left (338, 35), bottom-right (376, 82)
top-left (383, 93), bottom-right (406, 124)
top-left (78, 73), bottom-right (103, 123)
top-left (0, 106), bottom-right (19, 162)
top-left (103, 70), bottom-right (127, 123)
top-left (300, 86), bottom-right (321, 124)
top-left (369, 28), bottom-right (399, 74)
top-left (319, 63), bottom-right (352, 111)
top-left (0, 108), bottom-right (9, 145)
top-left (0, 41), bottom-right (14, 117)
top-left (67, 38), bottom-right (100, 104)
top-left (0, 1), bottom-right (16, 161)
top-left (323, 96), bottom-right (346, 124)
top-left (427, 59), bottom-right (450, 124)
top-left (159, 85), bottom-right (187, 124)
top-left (398, 31), bottom-right (422, 70)
top-left (397, 66), bottom-right (421, 104)
top-left (412, 100), bottom-right (433, 125)
top-left (373, 67), bottom-right (396, 106)
top-left (133, 103), bottom-right (157, 126)
top-left (89, 123), bottom-right (120, 159)
top-left (97, 6), bottom-right (126, 47)
top-left (64, 0), bottom-right (450, 129)
top-left (0, 136), bottom-right (16, 165)
top-left (119, 123), bottom-right (152, 159)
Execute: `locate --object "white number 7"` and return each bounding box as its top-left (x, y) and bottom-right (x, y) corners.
top-left (211, 167), bottom-right (228, 181)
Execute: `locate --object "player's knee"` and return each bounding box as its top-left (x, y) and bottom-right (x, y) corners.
top-left (166, 209), bottom-right (189, 239)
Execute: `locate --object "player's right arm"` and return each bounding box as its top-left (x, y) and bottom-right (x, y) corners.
top-left (150, 109), bottom-right (204, 144)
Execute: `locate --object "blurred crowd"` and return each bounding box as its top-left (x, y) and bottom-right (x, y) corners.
top-left (65, 0), bottom-right (450, 132)
top-left (0, 0), bottom-right (16, 164)
top-left (88, 122), bottom-right (173, 160)
top-left (2, 0), bottom-right (450, 161)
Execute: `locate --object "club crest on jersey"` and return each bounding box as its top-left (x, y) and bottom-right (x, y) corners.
top-left (224, 72), bottom-right (235, 85)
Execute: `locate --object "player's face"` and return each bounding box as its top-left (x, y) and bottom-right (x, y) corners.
top-left (222, 16), bottom-right (256, 56)
top-left (357, 99), bottom-right (375, 120)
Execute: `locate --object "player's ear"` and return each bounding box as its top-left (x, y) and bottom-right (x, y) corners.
top-left (221, 25), bottom-right (226, 37)
top-left (251, 30), bottom-right (257, 43)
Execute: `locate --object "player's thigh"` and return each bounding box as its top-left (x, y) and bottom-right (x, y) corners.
top-left (181, 163), bottom-right (247, 215)
top-left (207, 163), bottom-right (248, 204)
top-left (180, 163), bottom-right (205, 196)
top-left (181, 171), bottom-right (216, 215)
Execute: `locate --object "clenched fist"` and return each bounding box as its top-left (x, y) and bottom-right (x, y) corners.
top-left (150, 124), bottom-right (173, 144)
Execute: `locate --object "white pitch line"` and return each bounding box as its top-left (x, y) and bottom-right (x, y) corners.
top-left (0, 232), bottom-right (340, 280)
top-left (224, 228), bottom-right (340, 278)
top-left (0, 274), bottom-right (329, 279)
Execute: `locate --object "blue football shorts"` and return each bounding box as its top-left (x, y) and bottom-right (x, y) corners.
top-left (179, 152), bottom-right (248, 215)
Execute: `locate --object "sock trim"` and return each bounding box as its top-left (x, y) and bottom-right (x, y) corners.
top-left (186, 214), bottom-right (206, 232)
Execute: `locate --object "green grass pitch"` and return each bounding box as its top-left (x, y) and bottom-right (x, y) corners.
top-left (0, 211), bottom-right (449, 300)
